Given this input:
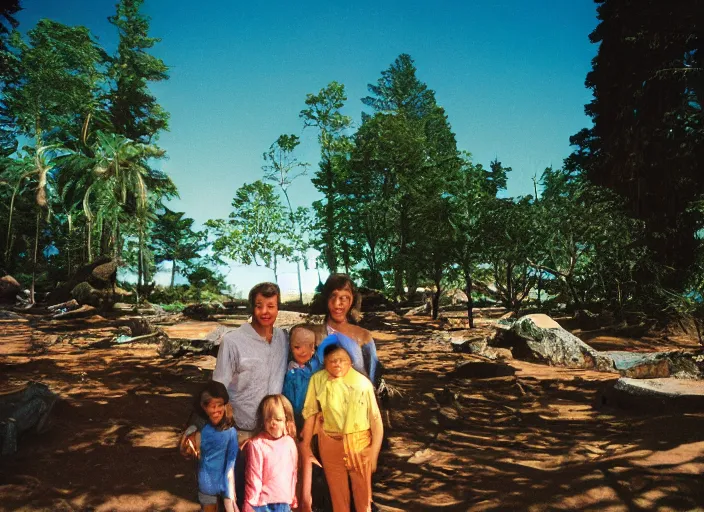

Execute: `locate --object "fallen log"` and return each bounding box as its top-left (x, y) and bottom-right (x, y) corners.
top-left (47, 299), bottom-right (79, 312)
top-left (51, 304), bottom-right (96, 319)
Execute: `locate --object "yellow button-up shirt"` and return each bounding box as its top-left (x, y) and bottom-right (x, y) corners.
top-left (301, 367), bottom-right (378, 434)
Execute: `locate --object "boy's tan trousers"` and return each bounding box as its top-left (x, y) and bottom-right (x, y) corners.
top-left (318, 428), bottom-right (373, 512)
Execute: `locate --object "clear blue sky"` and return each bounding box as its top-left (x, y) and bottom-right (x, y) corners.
top-left (16, 0), bottom-right (598, 296)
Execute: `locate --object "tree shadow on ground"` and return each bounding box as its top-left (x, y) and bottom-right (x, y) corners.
top-left (373, 314), bottom-right (704, 512)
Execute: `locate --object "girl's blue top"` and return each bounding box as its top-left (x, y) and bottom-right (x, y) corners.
top-left (197, 423), bottom-right (238, 499)
top-left (282, 357), bottom-right (320, 423)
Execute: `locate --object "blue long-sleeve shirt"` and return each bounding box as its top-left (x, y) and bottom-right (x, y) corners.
top-left (198, 424), bottom-right (239, 499)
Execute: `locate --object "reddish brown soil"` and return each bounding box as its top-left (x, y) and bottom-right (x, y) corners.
top-left (1, 311), bottom-right (703, 512)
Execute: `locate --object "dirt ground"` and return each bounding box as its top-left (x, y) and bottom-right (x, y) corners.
top-left (1, 310), bottom-right (703, 512)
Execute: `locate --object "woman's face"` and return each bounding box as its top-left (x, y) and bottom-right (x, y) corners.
top-left (324, 348), bottom-right (352, 379)
top-left (327, 286), bottom-right (354, 324)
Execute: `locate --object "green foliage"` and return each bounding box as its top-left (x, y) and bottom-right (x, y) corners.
top-left (262, 133), bottom-right (311, 301)
top-left (300, 81), bottom-right (353, 272)
top-left (150, 207), bottom-right (206, 287)
top-left (207, 180), bottom-right (292, 282)
top-left (107, 0), bottom-right (169, 143)
top-left (351, 53), bottom-right (461, 310)
top-left (3, 20), bottom-right (105, 147)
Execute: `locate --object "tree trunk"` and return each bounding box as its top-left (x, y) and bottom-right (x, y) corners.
top-left (273, 255), bottom-right (279, 284)
top-left (393, 262), bottom-right (404, 300)
top-left (100, 220), bottom-right (110, 257)
top-left (170, 259), bottom-right (177, 288)
top-left (296, 259), bottom-right (303, 303)
top-left (323, 159), bottom-right (337, 272)
top-left (137, 227), bottom-right (144, 289)
top-left (30, 210), bottom-right (41, 305)
top-left (432, 282), bottom-right (441, 320)
top-left (86, 220), bottom-right (93, 263)
top-left (464, 269), bottom-right (475, 329)
top-left (5, 186), bottom-right (20, 265)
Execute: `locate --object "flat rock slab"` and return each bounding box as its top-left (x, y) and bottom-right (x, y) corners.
top-left (616, 377), bottom-right (704, 396)
top-left (604, 350), bottom-right (703, 379)
top-left (161, 322), bottom-right (230, 342)
top-left (600, 377), bottom-right (704, 411)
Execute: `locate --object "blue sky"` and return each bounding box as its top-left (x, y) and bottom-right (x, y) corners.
top-left (16, 0), bottom-right (599, 296)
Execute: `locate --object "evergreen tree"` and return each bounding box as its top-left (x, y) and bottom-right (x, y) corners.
top-left (107, 0), bottom-right (169, 144)
top-left (356, 54), bottom-right (460, 300)
top-left (570, 0), bottom-right (704, 292)
top-left (0, 0), bottom-right (21, 156)
top-left (300, 81), bottom-right (352, 273)
top-left (150, 207), bottom-right (205, 287)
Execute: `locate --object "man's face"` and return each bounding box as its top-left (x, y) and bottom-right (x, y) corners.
top-left (252, 293), bottom-right (279, 328)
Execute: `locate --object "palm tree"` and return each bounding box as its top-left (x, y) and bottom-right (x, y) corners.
top-left (57, 130), bottom-right (176, 266)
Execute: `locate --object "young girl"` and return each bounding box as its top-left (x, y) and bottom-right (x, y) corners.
top-left (243, 395), bottom-right (299, 512)
top-left (300, 344), bottom-right (384, 512)
top-left (182, 381), bottom-right (239, 512)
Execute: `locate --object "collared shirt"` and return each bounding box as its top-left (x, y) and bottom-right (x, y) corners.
top-left (301, 367), bottom-right (378, 434)
top-left (243, 433), bottom-right (298, 512)
top-left (213, 323), bottom-right (288, 431)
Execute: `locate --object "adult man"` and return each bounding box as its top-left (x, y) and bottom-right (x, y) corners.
top-left (213, 282), bottom-right (289, 444)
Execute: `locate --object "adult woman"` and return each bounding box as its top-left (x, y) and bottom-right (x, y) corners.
top-left (320, 274), bottom-right (380, 387)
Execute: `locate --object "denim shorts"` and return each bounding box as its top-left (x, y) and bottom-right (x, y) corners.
top-left (198, 491), bottom-right (218, 505)
top-left (250, 504), bottom-right (291, 512)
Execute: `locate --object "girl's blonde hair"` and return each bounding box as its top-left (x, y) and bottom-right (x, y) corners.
top-left (253, 394), bottom-right (297, 439)
top-left (289, 323), bottom-right (326, 348)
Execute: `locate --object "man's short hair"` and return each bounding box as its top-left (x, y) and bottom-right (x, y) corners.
top-left (248, 282), bottom-right (281, 309)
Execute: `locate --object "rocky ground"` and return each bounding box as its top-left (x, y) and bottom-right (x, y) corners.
top-left (1, 309), bottom-right (703, 511)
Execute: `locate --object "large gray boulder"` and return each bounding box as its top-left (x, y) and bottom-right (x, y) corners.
top-left (0, 382), bottom-right (57, 455)
top-left (495, 314), bottom-right (615, 371)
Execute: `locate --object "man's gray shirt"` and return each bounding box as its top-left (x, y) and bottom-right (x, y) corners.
top-left (212, 322), bottom-right (288, 431)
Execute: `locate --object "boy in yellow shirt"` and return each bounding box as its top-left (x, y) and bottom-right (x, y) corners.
top-left (299, 343), bottom-right (383, 512)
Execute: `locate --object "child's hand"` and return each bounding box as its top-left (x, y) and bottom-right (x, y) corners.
top-left (299, 444), bottom-right (322, 468)
top-left (223, 498), bottom-right (238, 512)
top-left (179, 429), bottom-right (199, 459)
top-left (300, 493), bottom-right (313, 512)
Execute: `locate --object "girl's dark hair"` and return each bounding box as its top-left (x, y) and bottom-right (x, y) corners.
top-left (253, 394), bottom-right (297, 439)
top-left (323, 342), bottom-right (342, 358)
top-left (321, 273), bottom-right (361, 323)
top-left (195, 380), bottom-right (235, 430)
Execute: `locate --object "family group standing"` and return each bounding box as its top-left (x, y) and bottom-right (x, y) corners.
top-left (180, 275), bottom-right (384, 512)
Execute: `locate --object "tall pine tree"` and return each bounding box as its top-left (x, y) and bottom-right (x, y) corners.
top-left (107, 0), bottom-right (169, 144)
top-left (570, 0), bottom-right (704, 291)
